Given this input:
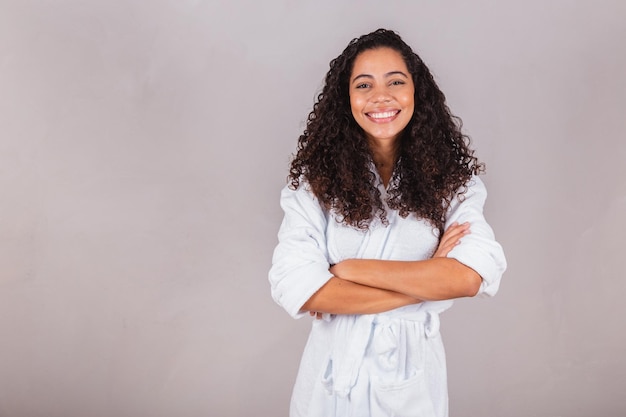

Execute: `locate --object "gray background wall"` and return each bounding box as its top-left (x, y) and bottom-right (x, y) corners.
top-left (1, 1), bottom-right (624, 416)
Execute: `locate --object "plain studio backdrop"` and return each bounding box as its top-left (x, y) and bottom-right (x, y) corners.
top-left (1, 1), bottom-right (625, 416)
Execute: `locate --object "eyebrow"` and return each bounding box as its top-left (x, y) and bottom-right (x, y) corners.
top-left (351, 71), bottom-right (409, 84)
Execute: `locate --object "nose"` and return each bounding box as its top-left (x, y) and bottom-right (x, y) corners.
top-left (371, 85), bottom-right (391, 103)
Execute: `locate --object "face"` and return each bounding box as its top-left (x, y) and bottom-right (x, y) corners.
top-left (349, 47), bottom-right (415, 145)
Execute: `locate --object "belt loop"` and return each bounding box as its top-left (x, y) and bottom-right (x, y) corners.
top-left (424, 311), bottom-right (440, 338)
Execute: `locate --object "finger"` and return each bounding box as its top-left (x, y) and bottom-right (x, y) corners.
top-left (443, 221), bottom-right (469, 235)
top-left (433, 243), bottom-right (455, 257)
top-left (434, 223), bottom-right (470, 258)
top-left (440, 227), bottom-right (469, 249)
top-left (442, 228), bottom-right (469, 246)
top-left (441, 221), bottom-right (468, 238)
top-left (439, 223), bottom-right (469, 246)
top-left (436, 240), bottom-right (460, 255)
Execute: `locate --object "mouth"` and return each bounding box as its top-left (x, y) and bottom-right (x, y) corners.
top-left (366, 110), bottom-right (400, 123)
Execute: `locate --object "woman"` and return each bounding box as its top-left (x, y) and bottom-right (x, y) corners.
top-left (269, 29), bottom-right (506, 417)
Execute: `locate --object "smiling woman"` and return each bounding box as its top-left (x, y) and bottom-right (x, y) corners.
top-left (269, 29), bottom-right (506, 417)
top-left (349, 47), bottom-right (416, 186)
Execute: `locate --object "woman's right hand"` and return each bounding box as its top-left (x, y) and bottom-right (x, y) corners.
top-left (432, 222), bottom-right (470, 258)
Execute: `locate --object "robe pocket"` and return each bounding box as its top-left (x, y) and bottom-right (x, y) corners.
top-left (370, 369), bottom-right (437, 417)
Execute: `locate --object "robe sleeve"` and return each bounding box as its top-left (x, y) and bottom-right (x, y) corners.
top-left (445, 176), bottom-right (507, 297)
top-left (268, 183), bottom-right (334, 319)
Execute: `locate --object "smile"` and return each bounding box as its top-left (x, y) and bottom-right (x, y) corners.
top-left (366, 110), bottom-right (400, 122)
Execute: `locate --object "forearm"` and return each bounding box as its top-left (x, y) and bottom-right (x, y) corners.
top-left (332, 258), bottom-right (481, 301)
top-left (300, 277), bottom-right (421, 315)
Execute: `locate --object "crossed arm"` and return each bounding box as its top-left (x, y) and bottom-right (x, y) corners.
top-left (301, 222), bottom-right (482, 316)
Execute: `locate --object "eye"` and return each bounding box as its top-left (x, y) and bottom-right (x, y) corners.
top-left (355, 83), bottom-right (370, 89)
top-left (390, 80), bottom-right (406, 86)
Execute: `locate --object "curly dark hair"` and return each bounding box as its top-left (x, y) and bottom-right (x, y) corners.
top-left (289, 28), bottom-right (484, 232)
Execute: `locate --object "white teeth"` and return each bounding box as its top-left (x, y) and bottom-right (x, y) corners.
top-left (369, 111), bottom-right (397, 119)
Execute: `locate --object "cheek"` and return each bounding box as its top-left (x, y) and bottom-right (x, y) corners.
top-left (401, 92), bottom-right (415, 106)
top-left (399, 95), bottom-right (415, 125)
top-left (349, 96), bottom-right (362, 117)
top-left (402, 95), bottom-right (415, 115)
top-left (406, 101), bottom-right (415, 115)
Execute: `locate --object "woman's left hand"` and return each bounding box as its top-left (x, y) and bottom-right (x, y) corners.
top-left (309, 311), bottom-right (324, 320)
top-left (432, 222), bottom-right (470, 258)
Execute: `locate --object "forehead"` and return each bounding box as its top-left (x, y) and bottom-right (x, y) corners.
top-left (351, 47), bottom-right (409, 75)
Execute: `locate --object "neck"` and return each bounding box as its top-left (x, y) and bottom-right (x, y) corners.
top-left (368, 137), bottom-right (399, 187)
top-left (368, 137), bottom-right (399, 169)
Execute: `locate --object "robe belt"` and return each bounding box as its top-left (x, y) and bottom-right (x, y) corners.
top-left (326, 309), bottom-right (440, 397)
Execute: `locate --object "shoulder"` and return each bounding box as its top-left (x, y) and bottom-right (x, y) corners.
top-left (456, 175), bottom-right (487, 201)
top-left (279, 179), bottom-right (329, 221)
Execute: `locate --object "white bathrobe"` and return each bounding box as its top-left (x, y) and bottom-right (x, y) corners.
top-left (269, 174), bottom-right (506, 417)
